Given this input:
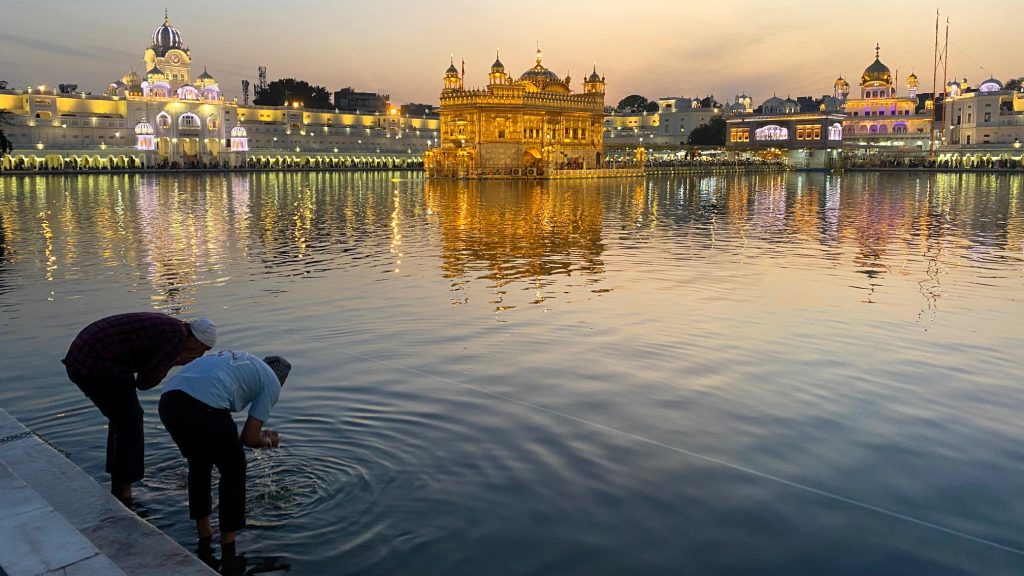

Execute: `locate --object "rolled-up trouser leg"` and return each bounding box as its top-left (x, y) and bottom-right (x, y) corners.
top-left (187, 457), bottom-right (215, 521)
top-left (106, 390), bottom-right (144, 485)
top-left (217, 442), bottom-right (247, 533)
top-left (160, 390), bottom-right (245, 529)
top-left (69, 368), bottom-right (144, 485)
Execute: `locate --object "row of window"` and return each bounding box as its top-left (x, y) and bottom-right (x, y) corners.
top-left (850, 110), bottom-right (912, 117)
top-left (863, 89), bottom-right (895, 99)
top-left (154, 112), bottom-right (218, 131)
top-left (729, 128), bottom-right (749, 142)
top-left (796, 125), bottom-right (822, 140)
top-left (730, 123), bottom-right (845, 142)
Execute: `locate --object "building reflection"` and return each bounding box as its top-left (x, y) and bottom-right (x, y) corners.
top-left (0, 171), bottom-right (1019, 317)
top-left (0, 211), bottom-right (9, 303)
top-left (424, 179), bottom-right (607, 309)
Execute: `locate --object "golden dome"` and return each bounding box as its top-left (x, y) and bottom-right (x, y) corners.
top-left (445, 56), bottom-right (459, 77)
top-left (491, 50), bottom-right (504, 73)
top-left (518, 49), bottom-right (563, 90)
top-left (860, 44), bottom-right (892, 86)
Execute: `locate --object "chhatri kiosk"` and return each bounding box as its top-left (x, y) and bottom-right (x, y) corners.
top-left (425, 50), bottom-right (609, 179)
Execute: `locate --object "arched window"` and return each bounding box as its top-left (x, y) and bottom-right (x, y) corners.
top-left (829, 123), bottom-right (843, 140)
top-left (857, 125), bottom-right (868, 134)
top-left (156, 112), bottom-right (171, 130)
top-left (877, 125), bottom-right (888, 134)
top-left (754, 125), bottom-right (789, 141)
top-left (892, 123), bottom-right (907, 134)
top-left (207, 115), bottom-right (219, 131)
top-left (177, 86), bottom-right (200, 100)
top-left (178, 113), bottom-right (200, 129)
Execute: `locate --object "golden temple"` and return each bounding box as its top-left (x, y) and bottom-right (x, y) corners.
top-left (425, 49), bottom-right (606, 179)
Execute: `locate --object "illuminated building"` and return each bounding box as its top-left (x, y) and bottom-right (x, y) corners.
top-left (333, 87), bottom-right (389, 114)
top-left (604, 97), bottom-right (722, 150)
top-left (425, 50), bottom-right (606, 178)
top-left (837, 44), bottom-right (933, 151)
top-left (940, 77), bottom-right (1024, 166)
top-left (725, 94), bottom-right (845, 169)
top-left (0, 13), bottom-right (439, 171)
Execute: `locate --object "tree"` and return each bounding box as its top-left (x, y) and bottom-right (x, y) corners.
top-left (1005, 77), bottom-right (1024, 92)
top-left (253, 78), bottom-right (332, 110)
top-left (698, 96), bottom-right (721, 109)
top-left (616, 94), bottom-right (650, 113)
top-left (0, 109), bottom-right (13, 158)
top-left (687, 117), bottom-right (726, 146)
top-left (643, 100), bottom-right (660, 113)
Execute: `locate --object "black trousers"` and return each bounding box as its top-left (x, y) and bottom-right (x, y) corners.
top-left (66, 366), bottom-right (144, 486)
top-left (159, 390), bottom-right (247, 533)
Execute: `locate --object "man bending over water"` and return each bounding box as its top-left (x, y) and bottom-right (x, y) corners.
top-left (63, 313), bottom-right (217, 506)
top-left (159, 350), bottom-right (290, 575)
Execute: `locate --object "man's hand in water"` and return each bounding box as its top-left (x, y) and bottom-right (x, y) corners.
top-left (262, 430), bottom-right (282, 448)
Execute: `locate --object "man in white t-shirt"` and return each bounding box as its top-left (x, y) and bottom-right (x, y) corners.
top-left (159, 350), bottom-right (290, 574)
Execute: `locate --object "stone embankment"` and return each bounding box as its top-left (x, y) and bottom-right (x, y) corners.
top-left (0, 407), bottom-right (215, 576)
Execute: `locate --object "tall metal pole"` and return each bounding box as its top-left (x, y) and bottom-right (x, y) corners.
top-left (929, 10), bottom-right (939, 160)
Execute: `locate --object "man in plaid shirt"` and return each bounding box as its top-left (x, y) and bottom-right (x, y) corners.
top-left (63, 312), bottom-right (217, 506)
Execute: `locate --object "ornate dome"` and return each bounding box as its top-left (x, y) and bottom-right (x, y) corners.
top-left (861, 44), bottom-right (892, 86)
top-left (518, 50), bottom-right (564, 90)
top-left (196, 67), bottom-right (214, 81)
top-left (979, 77), bottom-right (1003, 92)
top-left (147, 65), bottom-right (164, 78)
top-left (121, 70), bottom-right (140, 86)
top-left (491, 51), bottom-right (505, 73)
top-left (907, 72), bottom-right (919, 87)
top-left (134, 121), bottom-right (154, 135)
top-left (587, 65), bottom-right (602, 83)
top-left (230, 125), bottom-right (248, 138)
top-left (150, 12), bottom-right (185, 57)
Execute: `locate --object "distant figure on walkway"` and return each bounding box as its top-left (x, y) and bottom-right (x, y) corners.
top-left (159, 351), bottom-right (290, 575)
top-left (63, 313), bottom-right (216, 506)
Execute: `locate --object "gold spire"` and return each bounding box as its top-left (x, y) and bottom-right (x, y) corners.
top-left (164, 8), bottom-right (170, 26)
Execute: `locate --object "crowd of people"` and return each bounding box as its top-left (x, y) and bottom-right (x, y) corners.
top-left (845, 154), bottom-right (1024, 170)
top-left (63, 312), bottom-right (290, 575)
top-left (0, 155), bottom-right (425, 173)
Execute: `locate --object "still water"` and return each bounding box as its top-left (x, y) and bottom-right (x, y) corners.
top-left (1, 171), bottom-right (1022, 575)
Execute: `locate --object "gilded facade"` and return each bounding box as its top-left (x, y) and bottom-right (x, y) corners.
top-left (425, 51), bottom-right (605, 178)
top-left (836, 45), bottom-right (933, 151)
top-left (0, 13), bottom-right (438, 171)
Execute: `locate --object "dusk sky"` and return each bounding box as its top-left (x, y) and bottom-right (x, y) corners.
top-left (1, 0), bottom-right (1020, 107)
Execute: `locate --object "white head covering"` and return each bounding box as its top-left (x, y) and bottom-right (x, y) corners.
top-left (189, 317), bottom-right (217, 348)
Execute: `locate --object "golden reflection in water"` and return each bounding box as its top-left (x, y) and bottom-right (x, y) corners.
top-left (0, 172), bottom-right (1020, 318)
top-left (39, 208), bottom-right (55, 291)
top-left (391, 183), bottom-right (402, 274)
top-left (424, 179), bottom-right (607, 311)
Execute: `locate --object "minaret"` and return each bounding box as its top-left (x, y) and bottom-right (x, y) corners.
top-left (584, 64), bottom-right (605, 94)
top-left (443, 56), bottom-right (462, 92)
top-left (834, 75), bottom-right (850, 101)
top-left (907, 72), bottom-right (919, 98)
top-left (488, 50), bottom-right (507, 86)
